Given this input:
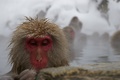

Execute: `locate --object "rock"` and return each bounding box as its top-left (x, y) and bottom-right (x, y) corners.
top-left (37, 62), bottom-right (120, 80)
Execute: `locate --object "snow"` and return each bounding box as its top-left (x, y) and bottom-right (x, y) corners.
top-left (109, 0), bottom-right (120, 28)
top-left (0, 0), bottom-right (119, 36)
top-left (0, 0), bottom-right (120, 75)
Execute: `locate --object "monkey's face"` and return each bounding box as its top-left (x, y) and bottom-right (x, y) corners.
top-left (25, 35), bottom-right (53, 70)
top-left (64, 27), bottom-right (75, 39)
top-left (69, 28), bottom-right (75, 39)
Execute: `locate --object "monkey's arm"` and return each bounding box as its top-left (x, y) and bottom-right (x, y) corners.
top-left (0, 71), bottom-right (18, 80)
top-left (0, 69), bottom-right (36, 80)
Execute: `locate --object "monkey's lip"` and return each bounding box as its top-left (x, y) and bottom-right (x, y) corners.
top-left (31, 58), bottom-right (48, 70)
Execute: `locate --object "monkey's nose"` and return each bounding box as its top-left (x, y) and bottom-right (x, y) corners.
top-left (36, 48), bottom-right (43, 62)
top-left (36, 53), bottom-right (42, 62)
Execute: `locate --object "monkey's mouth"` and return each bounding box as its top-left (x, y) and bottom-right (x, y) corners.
top-left (36, 57), bottom-right (42, 62)
top-left (30, 56), bottom-right (48, 70)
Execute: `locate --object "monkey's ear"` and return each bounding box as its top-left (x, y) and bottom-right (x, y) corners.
top-left (69, 16), bottom-right (82, 31)
top-left (69, 17), bottom-right (77, 26)
top-left (71, 17), bottom-right (79, 23)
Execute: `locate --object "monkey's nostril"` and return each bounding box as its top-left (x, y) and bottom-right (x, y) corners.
top-left (36, 53), bottom-right (42, 62)
top-left (36, 57), bottom-right (42, 62)
top-left (36, 59), bottom-right (42, 62)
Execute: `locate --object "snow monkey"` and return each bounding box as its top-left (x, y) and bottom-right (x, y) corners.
top-left (0, 17), bottom-right (69, 80)
top-left (63, 16), bottom-right (82, 61)
top-left (111, 30), bottom-right (120, 55)
top-left (63, 16), bottom-right (82, 42)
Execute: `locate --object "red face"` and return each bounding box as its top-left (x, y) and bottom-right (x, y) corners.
top-left (70, 29), bottom-right (75, 39)
top-left (25, 36), bottom-right (52, 70)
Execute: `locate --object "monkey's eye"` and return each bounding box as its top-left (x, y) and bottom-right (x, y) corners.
top-left (29, 39), bottom-right (37, 46)
top-left (41, 39), bottom-right (49, 46)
